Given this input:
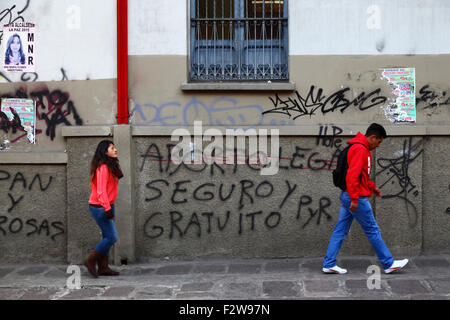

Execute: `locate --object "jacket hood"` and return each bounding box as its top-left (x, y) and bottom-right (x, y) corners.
top-left (347, 131), bottom-right (369, 149)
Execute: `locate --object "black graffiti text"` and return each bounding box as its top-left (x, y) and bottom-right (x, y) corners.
top-left (263, 86), bottom-right (387, 119)
top-left (0, 170), bottom-right (53, 213)
top-left (0, 216), bottom-right (64, 241)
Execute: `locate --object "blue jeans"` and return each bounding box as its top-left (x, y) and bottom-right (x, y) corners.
top-left (89, 204), bottom-right (118, 256)
top-left (323, 192), bottom-right (394, 270)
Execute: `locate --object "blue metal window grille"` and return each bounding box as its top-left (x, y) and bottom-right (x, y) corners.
top-left (190, 0), bottom-right (289, 81)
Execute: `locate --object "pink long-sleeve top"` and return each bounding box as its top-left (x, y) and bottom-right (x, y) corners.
top-left (89, 164), bottom-right (118, 211)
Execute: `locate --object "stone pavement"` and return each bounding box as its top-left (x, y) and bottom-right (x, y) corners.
top-left (0, 254), bottom-right (449, 300)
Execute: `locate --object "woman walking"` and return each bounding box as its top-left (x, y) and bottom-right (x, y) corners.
top-left (84, 140), bottom-right (122, 277)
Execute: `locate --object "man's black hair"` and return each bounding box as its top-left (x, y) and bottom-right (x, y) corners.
top-left (365, 123), bottom-right (387, 139)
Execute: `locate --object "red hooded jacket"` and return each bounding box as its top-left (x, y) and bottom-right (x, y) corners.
top-left (346, 132), bottom-right (377, 203)
top-left (89, 164), bottom-right (118, 211)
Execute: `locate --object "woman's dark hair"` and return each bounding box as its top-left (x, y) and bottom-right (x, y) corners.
top-left (90, 140), bottom-right (123, 182)
top-left (5, 34), bottom-right (26, 65)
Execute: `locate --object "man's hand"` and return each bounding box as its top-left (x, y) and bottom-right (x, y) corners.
top-left (350, 202), bottom-right (358, 212)
top-left (9, 55), bottom-right (18, 65)
top-left (373, 186), bottom-right (382, 198)
top-left (105, 209), bottom-right (114, 220)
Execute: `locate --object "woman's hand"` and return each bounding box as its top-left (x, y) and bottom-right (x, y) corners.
top-left (373, 186), bottom-right (382, 198)
top-left (105, 209), bottom-right (114, 220)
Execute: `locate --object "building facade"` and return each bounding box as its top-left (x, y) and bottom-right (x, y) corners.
top-left (0, 0), bottom-right (449, 264)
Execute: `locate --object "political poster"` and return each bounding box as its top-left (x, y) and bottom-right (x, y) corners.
top-left (1, 98), bottom-right (36, 144)
top-left (2, 22), bottom-right (35, 73)
top-left (381, 68), bottom-right (416, 122)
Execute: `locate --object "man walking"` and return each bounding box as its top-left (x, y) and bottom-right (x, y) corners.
top-left (322, 123), bottom-right (408, 274)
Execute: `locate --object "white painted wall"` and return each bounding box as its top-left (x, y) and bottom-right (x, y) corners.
top-left (127, 0), bottom-right (450, 56)
top-left (1, 0), bottom-right (116, 82)
top-left (289, 0), bottom-right (450, 55)
top-left (128, 0), bottom-right (187, 56)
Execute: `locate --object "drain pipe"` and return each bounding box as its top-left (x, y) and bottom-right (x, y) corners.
top-left (117, 0), bottom-right (128, 124)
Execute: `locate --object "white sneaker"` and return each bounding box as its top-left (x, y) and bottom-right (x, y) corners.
top-left (384, 259), bottom-right (409, 274)
top-left (322, 265), bottom-right (347, 274)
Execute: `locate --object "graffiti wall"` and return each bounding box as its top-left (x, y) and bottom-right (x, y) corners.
top-left (0, 0), bottom-right (116, 263)
top-left (1, 0), bottom-right (450, 264)
top-left (422, 137), bottom-right (450, 253)
top-left (129, 55), bottom-right (450, 129)
top-left (125, 53), bottom-right (450, 261)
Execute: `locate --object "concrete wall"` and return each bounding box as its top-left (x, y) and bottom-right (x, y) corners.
top-left (129, 55), bottom-right (450, 127)
top-left (132, 134), bottom-right (441, 260)
top-left (127, 0), bottom-right (450, 55)
top-left (1, 0), bottom-right (116, 82)
top-left (4, 124), bottom-right (449, 264)
top-left (58, 128), bottom-right (450, 264)
top-left (422, 137), bottom-right (450, 253)
top-left (0, 79), bottom-right (116, 152)
top-left (1, 0), bottom-right (449, 264)
top-left (289, 0), bottom-right (450, 55)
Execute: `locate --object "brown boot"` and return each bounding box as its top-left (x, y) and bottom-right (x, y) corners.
top-left (84, 250), bottom-right (101, 278)
top-left (97, 254), bottom-right (120, 276)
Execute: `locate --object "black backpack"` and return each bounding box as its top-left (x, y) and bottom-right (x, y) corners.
top-left (332, 142), bottom-right (365, 191)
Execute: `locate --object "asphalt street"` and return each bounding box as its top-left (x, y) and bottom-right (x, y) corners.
top-left (0, 254), bottom-right (449, 300)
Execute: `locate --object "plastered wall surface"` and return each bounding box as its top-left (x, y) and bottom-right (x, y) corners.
top-left (1, 0), bottom-right (116, 152)
top-left (0, 79), bottom-right (117, 152)
top-left (1, 1), bottom-right (450, 264)
top-left (65, 137), bottom-right (113, 264)
top-left (130, 134), bottom-right (449, 261)
top-left (127, 0), bottom-right (450, 56)
top-left (422, 137), bottom-right (450, 253)
top-left (374, 136), bottom-right (423, 256)
top-left (3, 132), bottom-right (449, 264)
top-left (2, 53), bottom-right (450, 263)
top-left (134, 136), bottom-right (371, 260)
top-left (0, 0), bottom-right (116, 82)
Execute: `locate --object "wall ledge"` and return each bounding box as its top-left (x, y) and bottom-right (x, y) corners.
top-left (181, 82), bottom-right (296, 91)
top-left (131, 124), bottom-right (449, 136)
top-left (62, 126), bottom-right (112, 137)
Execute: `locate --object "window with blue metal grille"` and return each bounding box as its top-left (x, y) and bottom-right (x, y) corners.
top-left (190, 0), bottom-right (289, 81)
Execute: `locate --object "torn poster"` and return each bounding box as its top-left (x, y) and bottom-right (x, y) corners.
top-left (1, 98), bottom-right (36, 144)
top-left (2, 22), bottom-right (36, 73)
top-left (381, 68), bottom-right (416, 122)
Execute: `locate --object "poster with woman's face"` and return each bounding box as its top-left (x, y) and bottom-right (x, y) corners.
top-left (2, 22), bottom-right (35, 73)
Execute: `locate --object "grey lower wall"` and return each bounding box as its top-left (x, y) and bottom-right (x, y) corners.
top-left (133, 135), bottom-right (432, 261)
top-left (423, 137), bottom-right (450, 253)
top-left (1, 129), bottom-right (450, 265)
top-left (134, 135), bottom-right (365, 260)
top-left (0, 79), bottom-right (116, 153)
top-left (1, 53), bottom-right (450, 264)
top-left (0, 164), bottom-right (67, 264)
